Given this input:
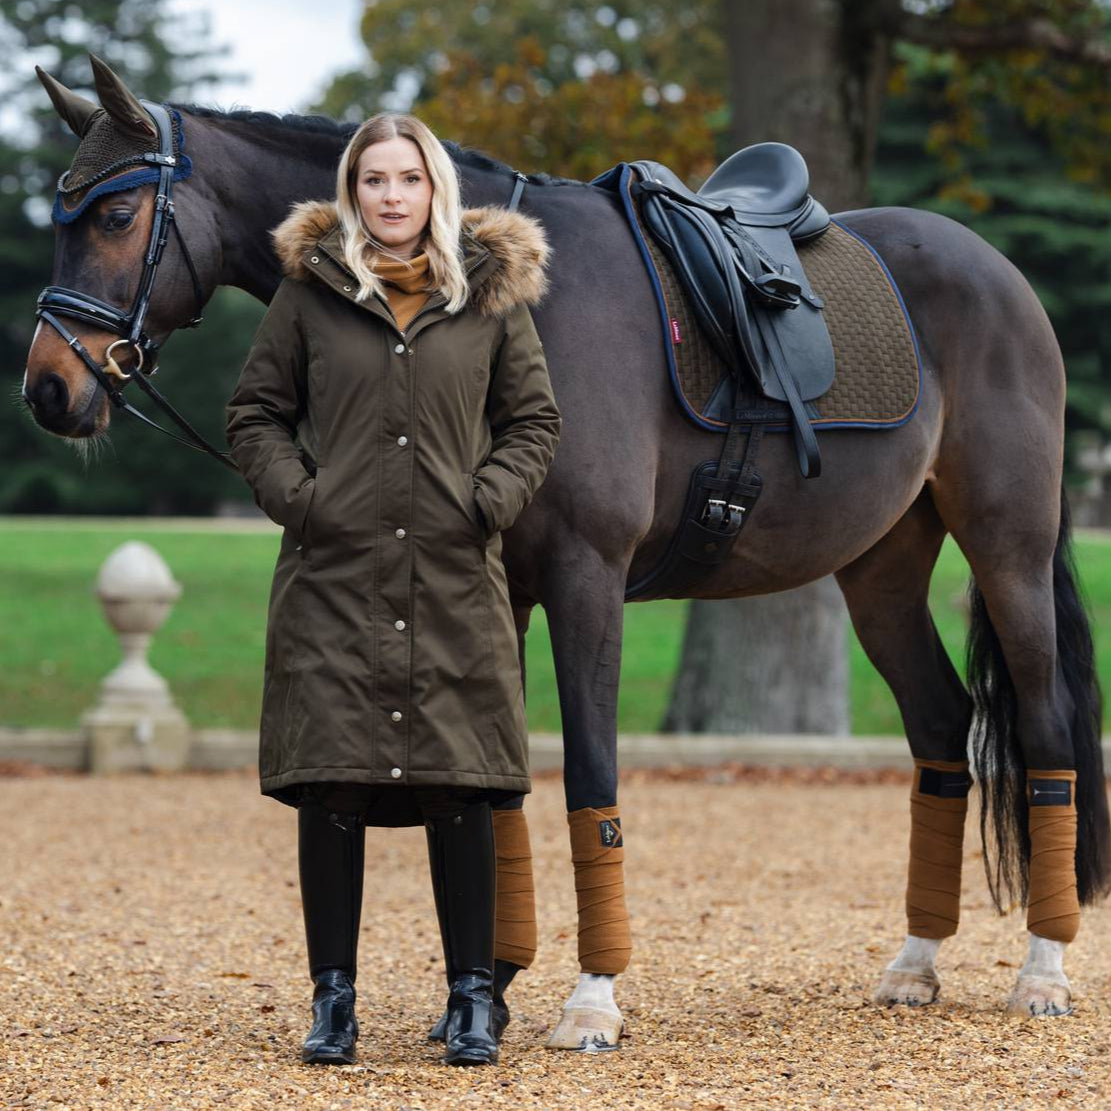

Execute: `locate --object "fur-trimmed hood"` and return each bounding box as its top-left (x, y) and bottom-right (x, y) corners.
top-left (270, 199), bottom-right (549, 318)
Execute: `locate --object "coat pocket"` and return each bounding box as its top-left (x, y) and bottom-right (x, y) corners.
top-left (299, 465), bottom-right (325, 559)
top-left (462, 471), bottom-right (488, 557)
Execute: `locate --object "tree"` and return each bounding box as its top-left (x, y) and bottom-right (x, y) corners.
top-left (666, 0), bottom-right (1111, 736)
top-left (315, 0), bottom-right (726, 181)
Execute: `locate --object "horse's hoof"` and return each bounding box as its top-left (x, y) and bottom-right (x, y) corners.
top-left (545, 1007), bottom-right (623, 1051)
top-left (872, 969), bottom-right (940, 1008)
top-left (1007, 975), bottom-right (1073, 1017)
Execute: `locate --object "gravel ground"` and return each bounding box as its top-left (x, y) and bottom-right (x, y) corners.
top-left (2, 766), bottom-right (1110, 1110)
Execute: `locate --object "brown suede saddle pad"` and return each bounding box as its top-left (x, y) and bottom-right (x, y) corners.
top-left (642, 219), bottom-right (921, 431)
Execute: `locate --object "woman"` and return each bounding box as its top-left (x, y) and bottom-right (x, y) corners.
top-left (224, 112), bottom-right (560, 1067)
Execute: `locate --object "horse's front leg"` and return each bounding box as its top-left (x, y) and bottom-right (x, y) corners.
top-left (874, 936), bottom-right (943, 1007)
top-left (541, 547), bottom-right (630, 1051)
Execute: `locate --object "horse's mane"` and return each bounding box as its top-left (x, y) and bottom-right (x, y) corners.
top-left (173, 104), bottom-right (586, 188)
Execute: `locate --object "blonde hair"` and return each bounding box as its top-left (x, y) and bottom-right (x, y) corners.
top-left (335, 113), bottom-right (469, 313)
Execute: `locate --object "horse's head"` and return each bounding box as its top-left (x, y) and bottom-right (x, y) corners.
top-left (23, 54), bottom-right (217, 440)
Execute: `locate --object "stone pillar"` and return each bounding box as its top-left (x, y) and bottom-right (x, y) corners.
top-left (81, 540), bottom-right (190, 773)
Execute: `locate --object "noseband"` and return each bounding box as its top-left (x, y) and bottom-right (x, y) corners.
top-left (35, 100), bottom-right (236, 469)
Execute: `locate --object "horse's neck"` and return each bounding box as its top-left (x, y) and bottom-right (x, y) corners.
top-left (185, 111), bottom-right (526, 303)
top-left (185, 111), bottom-right (347, 303)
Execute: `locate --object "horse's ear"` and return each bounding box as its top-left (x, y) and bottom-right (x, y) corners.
top-left (88, 53), bottom-right (158, 143)
top-left (35, 65), bottom-right (103, 138)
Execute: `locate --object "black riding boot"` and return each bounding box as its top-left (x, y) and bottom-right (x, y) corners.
top-left (424, 798), bottom-right (499, 1066)
top-left (298, 798), bottom-right (365, 1065)
top-left (425, 818), bottom-right (517, 1045)
top-left (426, 959), bottom-right (518, 1044)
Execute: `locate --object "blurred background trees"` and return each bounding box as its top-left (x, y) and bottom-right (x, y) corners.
top-left (4, 0), bottom-right (1110, 734)
top-left (3, 0), bottom-right (1108, 516)
top-left (0, 0), bottom-right (250, 515)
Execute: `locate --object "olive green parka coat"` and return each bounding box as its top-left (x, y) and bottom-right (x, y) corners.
top-left (224, 200), bottom-right (560, 819)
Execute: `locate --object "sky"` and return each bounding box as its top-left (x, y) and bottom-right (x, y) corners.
top-left (166, 0), bottom-right (366, 115)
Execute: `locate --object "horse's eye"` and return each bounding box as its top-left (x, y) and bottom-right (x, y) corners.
top-left (104, 210), bottom-right (134, 232)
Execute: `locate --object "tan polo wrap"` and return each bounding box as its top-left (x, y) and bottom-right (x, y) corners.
top-left (1026, 769), bottom-right (1079, 944)
top-left (906, 758), bottom-right (970, 940)
top-left (492, 808), bottom-right (537, 969)
top-left (568, 805), bottom-right (632, 975)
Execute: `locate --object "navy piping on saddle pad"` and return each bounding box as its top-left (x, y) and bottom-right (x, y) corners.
top-left (51, 108), bottom-right (193, 225)
top-left (591, 162), bottom-right (924, 434)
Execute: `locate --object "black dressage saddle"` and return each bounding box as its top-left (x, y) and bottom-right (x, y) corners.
top-left (629, 142), bottom-right (834, 477)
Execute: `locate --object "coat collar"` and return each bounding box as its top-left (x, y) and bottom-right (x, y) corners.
top-left (270, 200), bottom-right (550, 319)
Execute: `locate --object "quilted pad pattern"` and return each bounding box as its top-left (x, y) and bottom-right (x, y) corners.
top-left (645, 221), bottom-right (920, 428)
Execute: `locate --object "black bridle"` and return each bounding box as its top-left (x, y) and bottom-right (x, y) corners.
top-left (35, 100), bottom-right (238, 470)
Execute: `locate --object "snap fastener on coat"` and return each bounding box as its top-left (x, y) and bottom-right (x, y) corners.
top-left (390, 767), bottom-right (402, 779)
top-left (394, 342), bottom-right (405, 354)
top-left (310, 256), bottom-right (319, 263)
top-left (343, 285), bottom-right (352, 292)
top-left (394, 619), bottom-right (406, 630)
top-left (391, 710), bottom-right (402, 722)
top-left (395, 527), bottom-right (406, 538)
top-left (397, 435), bottom-right (407, 446)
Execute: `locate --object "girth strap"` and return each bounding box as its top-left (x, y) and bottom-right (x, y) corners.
top-left (624, 383), bottom-right (766, 601)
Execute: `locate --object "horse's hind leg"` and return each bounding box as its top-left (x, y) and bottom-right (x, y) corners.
top-left (930, 401), bottom-right (1110, 1015)
top-left (835, 491), bottom-right (974, 1007)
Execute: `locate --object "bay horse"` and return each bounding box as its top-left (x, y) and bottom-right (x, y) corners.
top-left (21, 58), bottom-right (1108, 1045)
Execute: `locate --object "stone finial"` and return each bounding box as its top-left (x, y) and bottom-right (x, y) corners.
top-left (82, 541), bottom-right (189, 773)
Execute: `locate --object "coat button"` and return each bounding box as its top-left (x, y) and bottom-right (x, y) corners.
top-left (396, 435), bottom-right (407, 446)
top-left (343, 285), bottom-right (352, 292)
top-left (310, 256), bottom-right (319, 263)
top-left (394, 619), bottom-right (406, 630)
top-left (394, 343), bottom-right (405, 354)
top-left (395, 527), bottom-right (406, 538)
top-left (390, 767), bottom-right (402, 779)
top-left (391, 711), bottom-right (402, 722)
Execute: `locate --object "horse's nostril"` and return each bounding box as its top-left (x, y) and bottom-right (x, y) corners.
top-left (43, 373), bottom-right (67, 407)
top-left (29, 371), bottom-right (71, 422)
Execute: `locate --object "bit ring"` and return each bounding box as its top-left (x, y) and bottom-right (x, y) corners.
top-left (104, 338), bottom-right (143, 382)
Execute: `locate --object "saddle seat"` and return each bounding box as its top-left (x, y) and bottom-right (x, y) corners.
top-left (624, 142), bottom-right (836, 477)
top-left (636, 142), bottom-right (830, 238)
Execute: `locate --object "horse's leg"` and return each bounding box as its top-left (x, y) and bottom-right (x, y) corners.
top-left (492, 603), bottom-right (541, 983)
top-left (931, 432), bottom-right (1109, 1016)
top-left (835, 491), bottom-right (974, 1007)
top-left (540, 549), bottom-right (629, 1051)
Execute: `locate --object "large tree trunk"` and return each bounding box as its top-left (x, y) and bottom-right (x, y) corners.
top-left (663, 0), bottom-right (893, 735)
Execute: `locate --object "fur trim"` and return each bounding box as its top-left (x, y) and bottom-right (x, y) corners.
top-left (270, 200), bottom-right (550, 316)
top-left (271, 200), bottom-right (336, 279)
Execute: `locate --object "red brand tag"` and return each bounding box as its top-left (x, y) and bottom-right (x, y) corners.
top-left (670, 319), bottom-right (682, 344)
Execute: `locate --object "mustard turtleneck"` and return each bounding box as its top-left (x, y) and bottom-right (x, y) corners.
top-left (374, 251), bottom-right (432, 332)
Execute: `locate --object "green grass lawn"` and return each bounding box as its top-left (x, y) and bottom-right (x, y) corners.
top-left (3, 518), bottom-right (1109, 734)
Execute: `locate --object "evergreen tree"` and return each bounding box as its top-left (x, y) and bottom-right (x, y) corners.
top-left (873, 42), bottom-right (1111, 459)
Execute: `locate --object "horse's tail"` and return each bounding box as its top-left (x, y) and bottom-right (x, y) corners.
top-left (967, 489), bottom-right (1111, 913)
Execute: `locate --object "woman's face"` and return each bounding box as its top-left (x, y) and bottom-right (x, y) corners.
top-left (355, 136), bottom-right (433, 258)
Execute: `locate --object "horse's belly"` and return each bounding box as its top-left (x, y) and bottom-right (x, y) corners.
top-left (673, 385), bottom-right (942, 600)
